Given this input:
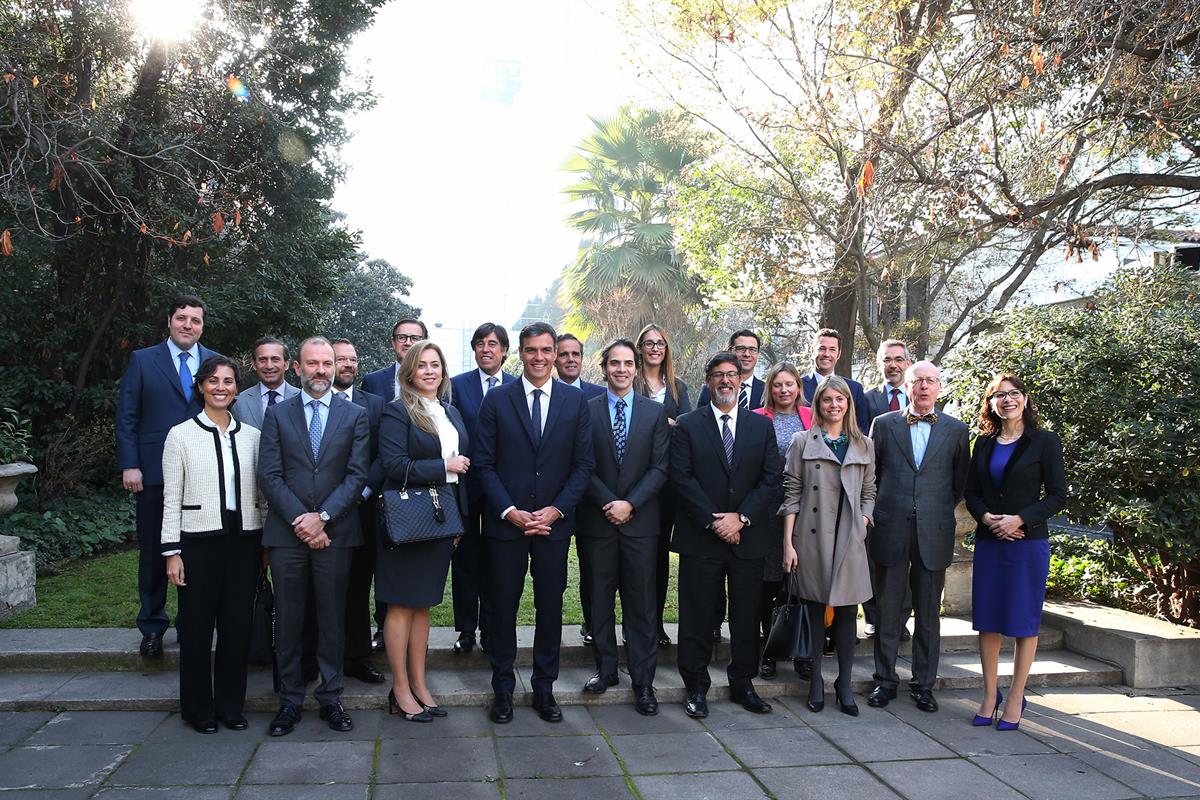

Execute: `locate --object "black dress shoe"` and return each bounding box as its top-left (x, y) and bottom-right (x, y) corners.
top-left (218, 714), bottom-right (248, 731)
top-left (913, 688), bottom-right (939, 713)
top-left (657, 627), bottom-right (672, 648)
top-left (320, 702), bottom-right (354, 731)
top-left (139, 633), bottom-right (163, 659)
top-left (345, 662), bottom-right (385, 684)
top-left (908, 681), bottom-right (921, 700)
top-left (532, 693), bottom-right (563, 722)
top-left (490, 692), bottom-right (514, 724)
top-left (634, 685), bottom-right (658, 716)
top-left (794, 659), bottom-right (812, 681)
top-left (268, 703), bottom-right (301, 736)
top-left (684, 691), bottom-right (709, 719)
top-left (581, 628), bottom-right (595, 646)
top-left (453, 632), bottom-right (475, 655)
top-left (371, 630), bottom-right (386, 653)
top-left (867, 685), bottom-right (897, 708)
top-left (583, 673), bottom-right (618, 694)
top-left (187, 718), bottom-right (218, 734)
top-left (733, 687), bottom-right (773, 714)
top-left (759, 656), bottom-right (777, 679)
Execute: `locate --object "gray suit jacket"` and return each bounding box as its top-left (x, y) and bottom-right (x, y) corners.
top-left (233, 381), bottom-right (300, 429)
top-left (868, 409), bottom-right (969, 571)
top-left (579, 393), bottom-right (670, 539)
top-left (863, 384), bottom-right (898, 426)
top-left (257, 392), bottom-right (370, 548)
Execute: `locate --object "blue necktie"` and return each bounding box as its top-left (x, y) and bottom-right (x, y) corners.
top-left (613, 397), bottom-right (627, 465)
top-left (178, 353), bottom-right (193, 403)
top-left (721, 414), bottom-right (734, 467)
top-left (308, 399), bottom-right (323, 462)
top-left (486, 376), bottom-right (498, 394)
top-left (531, 389), bottom-right (543, 448)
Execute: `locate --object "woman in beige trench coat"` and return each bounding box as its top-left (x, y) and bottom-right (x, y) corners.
top-left (781, 375), bottom-right (876, 716)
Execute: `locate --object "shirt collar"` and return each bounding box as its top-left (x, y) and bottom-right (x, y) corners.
top-left (260, 382), bottom-right (284, 397)
top-left (521, 375), bottom-right (553, 398)
top-left (561, 377), bottom-right (581, 388)
top-left (884, 383), bottom-right (905, 395)
top-left (337, 386), bottom-right (355, 402)
top-left (711, 402), bottom-right (739, 423)
top-left (479, 367), bottom-right (501, 383)
top-left (166, 338), bottom-right (200, 364)
top-left (302, 390), bottom-right (332, 407)
top-left (608, 388), bottom-right (632, 408)
top-left (200, 408), bottom-right (234, 432)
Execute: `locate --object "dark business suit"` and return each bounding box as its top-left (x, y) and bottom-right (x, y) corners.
top-left (116, 340), bottom-right (219, 638)
top-left (861, 383), bottom-right (909, 629)
top-left (965, 430), bottom-right (1068, 541)
top-left (567, 378), bottom-right (617, 631)
top-left (868, 409), bottom-right (969, 691)
top-left (449, 369), bottom-right (518, 640)
top-left (342, 387), bottom-right (386, 669)
top-left (802, 372), bottom-right (870, 436)
top-left (642, 378), bottom-right (692, 632)
top-left (362, 364), bottom-right (397, 401)
top-left (671, 405), bottom-right (781, 694)
top-left (475, 378), bottom-right (595, 695)
top-left (579, 392), bottom-right (669, 685)
top-left (259, 392), bottom-right (370, 708)
top-left (696, 376), bottom-right (764, 410)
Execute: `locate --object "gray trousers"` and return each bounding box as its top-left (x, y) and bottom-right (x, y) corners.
top-left (581, 533), bottom-right (658, 687)
top-left (270, 545), bottom-right (353, 707)
top-left (871, 524), bottom-right (946, 691)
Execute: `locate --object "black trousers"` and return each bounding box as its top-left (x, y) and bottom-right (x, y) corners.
top-left (582, 533), bottom-right (658, 686)
top-left (486, 535), bottom-right (570, 695)
top-left (872, 523), bottom-right (946, 691)
top-left (654, 490), bottom-right (676, 631)
top-left (176, 514), bottom-right (260, 723)
top-left (451, 506), bottom-right (491, 637)
top-left (342, 502), bottom-right (379, 668)
top-left (759, 579), bottom-right (784, 642)
top-left (576, 535), bottom-right (592, 632)
top-left (136, 485), bottom-right (169, 637)
top-left (677, 551), bottom-right (763, 694)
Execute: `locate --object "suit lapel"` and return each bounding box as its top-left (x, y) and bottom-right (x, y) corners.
top-left (509, 384), bottom-right (537, 449)
top-left (999, 432), bottom-right (1033, 491)
top-left (318, 395), bottom-right (348, 464)
top-left (540, 383), bottom-right (566, 444)
top-left (153, 342), bottom-right (187, 401)
top-left (246, 387), bottom-right (264, 428)
top-left (592, 397), bottom-right (619, 466)
top-left (889, 414), bottom-right (919, 472)
top-left (919, 416), bottom-right (951, 471)
top-left (702, 407), bottom-right (732, 475)
top-left (288, 396), bottom-right (314, 466)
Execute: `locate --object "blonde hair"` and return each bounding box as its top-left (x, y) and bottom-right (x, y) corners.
top-left (761, 362), bottom-right (807, 413)
top-left (397, 340), bottom-right (452, 435)
top-left (811, 375), bottom-right (867, 449)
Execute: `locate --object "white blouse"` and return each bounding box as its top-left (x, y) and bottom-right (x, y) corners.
top-left (423, 399), bottom-right (460, 484)
top-left (203, 409), bottom-right (238, 511)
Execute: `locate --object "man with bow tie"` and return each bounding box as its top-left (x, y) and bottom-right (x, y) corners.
top-left (866, 360), bottom-right (969, 713)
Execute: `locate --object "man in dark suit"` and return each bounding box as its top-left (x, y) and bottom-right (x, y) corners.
top-left (578, 339), bottom-right (670, 715)
top-left (232, 337), bottom-right (300, 429)
top-left (475, 322), bottom-right (595, 724)
top-left (672, 353), bottom-right (782, 718)
top-left (258, 337), bottom-right (370, 736)
top-left (861, 339), bottom-right (913, 637)
top-left (116, 295), bottom-right (220, 659)
top-left (800, 327), bottom-right (870, 434)
top-left (554, 332), bottom-right (606, 643)
top-left (696, 329), bottom-right (765, 410)
top-left (867, 360), bottom-right (969, 714)
top-left (448, 322), bottom-right (517, 655)
top-left (330, 338), bottom-right (386, 684)
top-left (361, 318), bottom-right (427, 401)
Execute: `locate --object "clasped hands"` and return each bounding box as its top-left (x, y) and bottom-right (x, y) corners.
top-left (293, 511), bottom-right (331, 549)
top-left (982, 512), bottom-right (1025, 540)
top-left (505, 506), bottom-right (562, 536)
top-left (711, 512), bottom-right (743, 545)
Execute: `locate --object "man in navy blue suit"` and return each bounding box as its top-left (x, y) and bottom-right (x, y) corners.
top-left (801, 327), bottom-right (871, 435)
top-left (361, 318), bottom-right (427, 401)
top-left (448, 322), bottom-right (516, 655)
top-left (116, 295), bottom-right (220, 658)
top-left (696, 329), bottom-right (766, 411)
top-left (475, 322), bottom-right (595, 724)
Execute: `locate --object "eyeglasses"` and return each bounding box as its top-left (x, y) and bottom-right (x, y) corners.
top-left (732, 346), bottom-right (759, 355)
top-left (990, 390), bottom-right (1024, 401)
top-left (335, 356), bottom-right (358, 365)
top-left (909, 377), bottom-right (940, 386)
top-left (880, 356), bottom-right (910, 365)
top-left (641, 340), bottom-right (667, 351)
top-left (392, 334), bottom-right (422, 343)
top-left (708, 370), bottom-right (740, 381)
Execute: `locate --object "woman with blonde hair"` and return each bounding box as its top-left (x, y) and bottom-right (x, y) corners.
top-left (376, 340), bottom-right (470, 721)
top-left (634, 323), bottom-right (692, 647)
top-left (780, 375), bottom-right (875, 715)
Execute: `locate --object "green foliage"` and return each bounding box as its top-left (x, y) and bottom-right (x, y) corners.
top-left (946, 264), bottom-right (1200, 626)
top-left (0, 491), bottom-right (134, 572)
top-left (319, 258), bottom-right (420, 375)
top-left (1047, 534), bottom-right (1155, 615)
top-left (0, 408), bottom-right (32, 464)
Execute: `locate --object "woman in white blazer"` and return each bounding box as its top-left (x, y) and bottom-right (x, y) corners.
top-left (161, 355), bottom-right (266, 734)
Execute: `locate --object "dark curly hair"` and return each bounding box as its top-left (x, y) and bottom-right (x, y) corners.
top-left (976, 372), bottom-right (1040, 437)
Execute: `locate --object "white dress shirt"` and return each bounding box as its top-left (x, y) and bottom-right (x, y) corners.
top-left (479, 367), bottom-right (502, 397)
top-left (165, 338), bottom-right (200, 378)
top-left (710, 402), bottom-right (739, 439)
top-left (521, 375), bottom-right (553, 435)
top-left (423, 398), bottom-right (461, 485)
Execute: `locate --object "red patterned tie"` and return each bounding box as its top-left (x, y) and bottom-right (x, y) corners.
top-left (889, 388), bottom-right (900, 412)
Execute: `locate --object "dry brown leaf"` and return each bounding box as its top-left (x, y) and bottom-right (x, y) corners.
top-left (0, 229), bottom-right (12, 257)
top-left (213, 211), bottom-right (224, 234)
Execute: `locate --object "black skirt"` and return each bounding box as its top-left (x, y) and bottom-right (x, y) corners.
top-left (373, 484), bottom-right (457, 609)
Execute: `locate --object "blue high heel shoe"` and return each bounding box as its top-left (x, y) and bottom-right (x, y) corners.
top-left (972, 689), bottom-right (1003, 727)
top-left (996, 695), bottom-right (1027, 731)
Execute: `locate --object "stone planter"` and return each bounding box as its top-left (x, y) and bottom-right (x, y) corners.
top-left (0, 462), bottom-right (37, 620)
top-left (0, 462), bottom-right (38, 516)
top-left (941, 501), bottom-right (975, 615)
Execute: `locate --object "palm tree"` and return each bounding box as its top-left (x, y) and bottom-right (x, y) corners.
top-left (560, 108), bottom-right (700, 341)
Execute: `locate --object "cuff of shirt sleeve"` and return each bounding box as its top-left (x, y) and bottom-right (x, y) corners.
top-left (501, 505), bottom-right (516, 520)
top-left (162, 549), bottom-right (181, 557)
top-left (551, 506), bottom-right (565, 521)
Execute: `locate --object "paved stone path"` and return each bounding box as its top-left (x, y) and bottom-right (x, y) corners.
top-left (1, 685), bottom-right (1198, 799)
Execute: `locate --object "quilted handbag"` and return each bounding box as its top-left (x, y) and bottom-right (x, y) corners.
top-left (378, 463), bottom-right (464, 548)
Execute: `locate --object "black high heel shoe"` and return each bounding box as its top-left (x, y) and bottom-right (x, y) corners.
top-left (835, 679), bottom-right (858, 717)
top-left (806, 666), bottom-right (825, 713)
top-left (388, 690), bottom-right (433, 722)
top-left (418, 699), bottom-right (448, 718)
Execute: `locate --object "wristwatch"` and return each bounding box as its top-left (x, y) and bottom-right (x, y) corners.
top-left (738, 513), bottom-right (751, 527)
top-left (318, 509), bottom-right (331, 523)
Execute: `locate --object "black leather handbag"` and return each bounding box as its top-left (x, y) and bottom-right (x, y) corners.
top-left (763, 572), bottom-right (813, 661)
top-left (247, 569), bottom-right (275, 667)
top-left (378, 463), bottom-right (464, 548)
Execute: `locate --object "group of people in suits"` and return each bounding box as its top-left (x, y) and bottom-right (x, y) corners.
top-left (118, 295), bottom-right (1067, 736)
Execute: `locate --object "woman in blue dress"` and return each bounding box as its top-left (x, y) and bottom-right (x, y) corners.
top-left (965, 373), bottom-right (1067, 730)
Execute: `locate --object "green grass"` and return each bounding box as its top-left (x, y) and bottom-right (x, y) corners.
top-left (2, 544), bottom-right (681, 629)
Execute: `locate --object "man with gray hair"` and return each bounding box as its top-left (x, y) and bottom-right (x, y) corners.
top-left (866, 360), bottom-right (968, 713)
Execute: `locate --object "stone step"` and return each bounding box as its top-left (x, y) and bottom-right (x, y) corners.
top-left (0, 618), bottom-right (1064, 672)
top-left (0, 647), bottom-right (1121, 712)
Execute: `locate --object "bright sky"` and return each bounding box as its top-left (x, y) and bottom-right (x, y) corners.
top-left (333, 1), bottom-right (640, 368)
